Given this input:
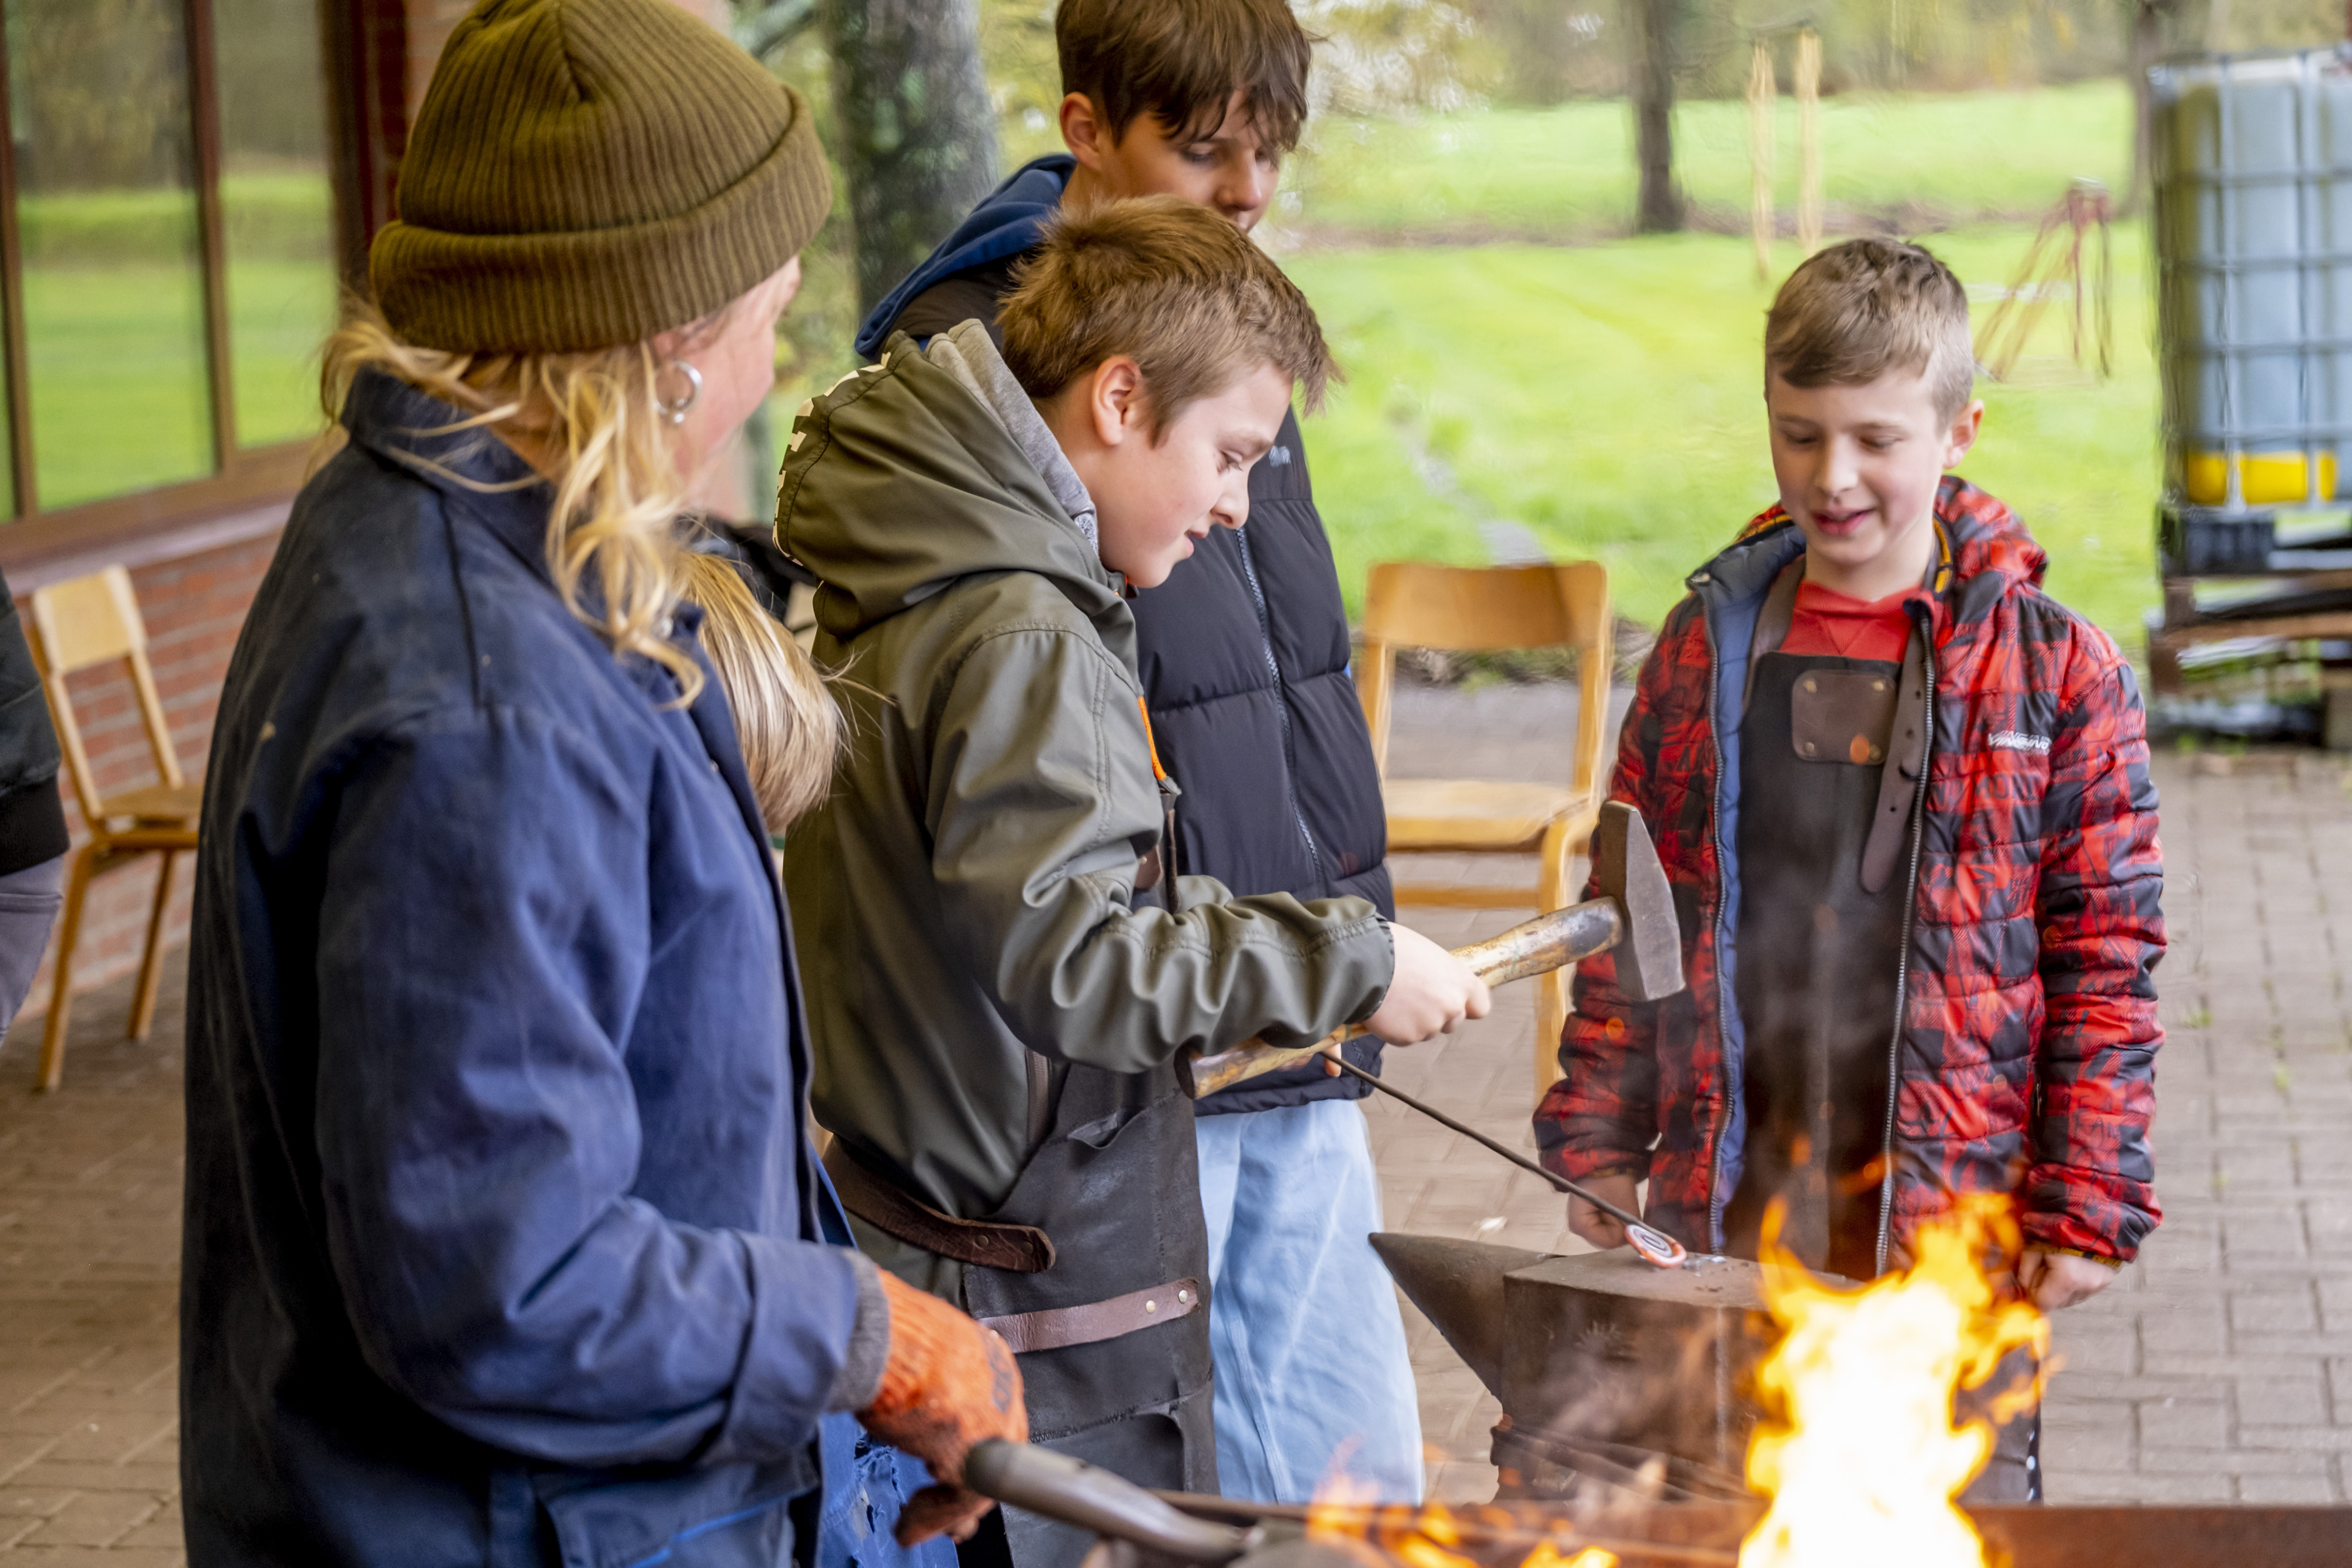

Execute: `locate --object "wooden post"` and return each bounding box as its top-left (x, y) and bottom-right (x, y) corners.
top-left (1796, 29), bottom-right (1823, 255)
top-left (1748, 38), bottom-right (1775, 280)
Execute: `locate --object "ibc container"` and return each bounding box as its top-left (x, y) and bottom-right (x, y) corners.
top-left (2151, 48), bottom-right (2352, 517)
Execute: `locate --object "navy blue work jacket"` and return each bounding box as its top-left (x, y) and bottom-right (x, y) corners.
top-left (180, 370), bottom-right (863, 1567)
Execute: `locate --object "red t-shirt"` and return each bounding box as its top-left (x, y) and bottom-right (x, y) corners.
top-left (1780, 579), bottom-right (1915, 663)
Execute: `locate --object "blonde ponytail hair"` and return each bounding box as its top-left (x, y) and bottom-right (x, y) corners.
top-left (674, 553), bottom-right (838, 831)
top-left (320, 299), bottom-right (719, 701)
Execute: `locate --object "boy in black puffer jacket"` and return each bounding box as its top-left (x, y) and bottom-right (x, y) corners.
top-left (0, 571), bottom-right (66, 1039)
top-left (854, 0), bottom-right (1421, 1506)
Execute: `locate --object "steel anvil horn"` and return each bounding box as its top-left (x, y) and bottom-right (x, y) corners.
top-left (1177, 800), bottom-right (1684, 1099)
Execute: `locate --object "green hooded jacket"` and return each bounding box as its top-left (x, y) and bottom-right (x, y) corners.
top-left (777, 326), bottom-right (1394, 1246)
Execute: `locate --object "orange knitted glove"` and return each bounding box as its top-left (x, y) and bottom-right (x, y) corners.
top-left (859, 1271), bottom-right (1028, 1544)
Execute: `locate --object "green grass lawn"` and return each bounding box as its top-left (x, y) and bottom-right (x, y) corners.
top-left (0, 169), bottom-right (339, 511)
top-left (19, 172), bottom-right (332, 266)
top-left (772, 85), bottom-right (2164, 647)
top-left (1276, 81), bottom-right (2136, 242)
top-left (24, 264), bottom-right (215, 509)
top-left (18, 88), bottom-right (2136, 646)
top-left (20, 256), bottom-right (336, 510)
top-left (1287, 221), bottom-right (2161, 647)
top-left (227, 255), bottom-right (340, 448)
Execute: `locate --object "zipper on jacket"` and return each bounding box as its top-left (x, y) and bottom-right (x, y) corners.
top-left (1695, 572), bottom-right (1737, 1256)
top-left (1231, 525), bottom-right (1326, 888)
top-left (1873, 605), bottom-right (1938, 1278)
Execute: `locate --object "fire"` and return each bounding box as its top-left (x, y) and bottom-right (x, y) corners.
top-left (1307, 1454), bottom-right (1616, 1568)
top-left (1739, 1198), bottom-right (2049, 1568)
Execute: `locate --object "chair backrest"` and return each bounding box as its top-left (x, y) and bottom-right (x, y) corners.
top-left (25, 566), bottom-right (182, 828)
top-left (1356, 560), bottom-right (1613, 801)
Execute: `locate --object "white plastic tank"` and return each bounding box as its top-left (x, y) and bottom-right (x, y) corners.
top-left (2152, 48), bottom-right (2352, 511)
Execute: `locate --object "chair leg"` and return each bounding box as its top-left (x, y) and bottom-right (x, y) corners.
top-left (129, 850), bottom-right (176, 1042)
top-left (1533, 818), bottom-right (1577, 1102)
top-left (36, 845), bottom-right (99, 1093)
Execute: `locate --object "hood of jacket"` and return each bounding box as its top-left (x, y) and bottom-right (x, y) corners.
top-left (853, 155), bottom-right (1075, 358)
top-left (776, 328), bottom-right (1124, 646)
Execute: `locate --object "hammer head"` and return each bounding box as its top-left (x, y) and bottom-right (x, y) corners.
top-left (1589, 800), bottom-right (1683, 1003)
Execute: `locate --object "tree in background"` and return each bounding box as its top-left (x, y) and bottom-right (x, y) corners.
top-left (2124, 0), bottom-right (2179, 210)
top-left (1295, 0), bottom-right (1480, 117)
top-left (1631, 0), bottom-right (1683, 232)
top-left (818, 0), bottom-right (1000, 316)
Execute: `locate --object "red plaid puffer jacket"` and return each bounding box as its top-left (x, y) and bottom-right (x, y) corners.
top-left (1535, 478), bottom-right (2164, 1268)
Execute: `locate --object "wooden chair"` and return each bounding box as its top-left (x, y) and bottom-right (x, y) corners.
top-left (24, 567), bottom-right (201, 1091)
top-left (1356, 561), bottom-right (1613, 1099)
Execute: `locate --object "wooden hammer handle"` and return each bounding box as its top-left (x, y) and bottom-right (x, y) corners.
top-left (1454, 897), bottom-right (1622, 988)
top-left (1175, 899), bottom-right (1625, 1099)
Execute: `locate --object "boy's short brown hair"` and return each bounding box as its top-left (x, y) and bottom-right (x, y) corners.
top-left (1057, 0), bottom-right (1312, 153)
top-left (1765, 238), bottom-right (1975, 419)
top-left (1001, 195), bottom-right (1335, 433)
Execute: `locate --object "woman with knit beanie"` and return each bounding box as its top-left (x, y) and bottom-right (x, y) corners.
top-left (179, 2), bottom-right (1024, 1563)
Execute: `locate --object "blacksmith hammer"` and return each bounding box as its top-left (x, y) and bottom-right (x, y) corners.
top-left (1175, 799), bottom-right (1684, 1099)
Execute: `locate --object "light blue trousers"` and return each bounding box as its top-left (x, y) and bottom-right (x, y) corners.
top-left (1195, 1098), bottom-right (1424, 1505)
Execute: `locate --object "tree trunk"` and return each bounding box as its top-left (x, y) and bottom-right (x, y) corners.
top-left (1630, 0), bottom-right (1681, 233)
top-left (823, 0), bottom-right (999, 317)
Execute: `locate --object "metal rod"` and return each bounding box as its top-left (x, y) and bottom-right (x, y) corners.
top-left (1329, 1057), bottom-right (1648, 1233)
top-left (1150, 1494), bottom-right (1741, 1568)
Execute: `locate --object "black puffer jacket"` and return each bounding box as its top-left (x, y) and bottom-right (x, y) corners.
top-left (0, 570), bottom-right (66, 875)
top-left (864, 166), bottom-right (1394, 1114)
top-left (1127, 409), bottom-right (1394, 1111)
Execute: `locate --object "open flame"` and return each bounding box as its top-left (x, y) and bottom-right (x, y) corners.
top-left (1307, 1456), bottom-right (1617, 1568)
top-left (1738, 1197), bottom-right (2049, 1568)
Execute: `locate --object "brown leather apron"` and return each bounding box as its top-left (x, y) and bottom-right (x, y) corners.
top-left (960, 1059), bottom-right (1215, 1568)
top-left (826, 737), bottom-right (1217, 1568)
top-left (1722, 560), bottom-right (2039, 1503)
top-left (828, 1060), bottom-right (1214, 1568)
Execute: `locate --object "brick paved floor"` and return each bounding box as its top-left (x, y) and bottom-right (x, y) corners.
top-left (0, 690), bottom-right (2344, 1563)
top-left (0, 957), bottom-right (186, 1561)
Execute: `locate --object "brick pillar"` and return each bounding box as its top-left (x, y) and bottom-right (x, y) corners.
top-left (403, 0), bottom-right (473, 122)
top-left (407, 0), bottom-right (734, 116)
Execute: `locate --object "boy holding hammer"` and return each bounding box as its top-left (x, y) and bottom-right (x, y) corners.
top-left (853, 0), bottom-right (1432, 1512)
top-left (781, 199), bottom-right (1486, 1568)
top-left (1538, 240), bottom-right (2164, 1499)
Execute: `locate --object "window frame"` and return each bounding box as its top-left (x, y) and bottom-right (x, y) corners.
top-left (0, 0), bottom-right (382, 582)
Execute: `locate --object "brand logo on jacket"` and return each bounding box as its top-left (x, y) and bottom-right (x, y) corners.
top-left (1987, 731), bottom-right (2051, 753)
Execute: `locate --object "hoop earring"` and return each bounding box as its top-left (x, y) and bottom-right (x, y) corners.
top-left (657, 360), bottom-right (703, 426)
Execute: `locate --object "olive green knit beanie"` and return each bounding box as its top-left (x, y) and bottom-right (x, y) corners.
top-left (371, 0), bottom-right (832, 355)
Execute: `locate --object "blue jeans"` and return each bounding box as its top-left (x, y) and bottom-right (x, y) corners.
top-left (0, 854), bottom-right (62, 1028)
top-left (1195, 1099), bottom-right (1424, 1505)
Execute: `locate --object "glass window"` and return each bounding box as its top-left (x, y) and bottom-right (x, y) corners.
top-left (9, 0), bottom-right (215, 510)
top-left (215, 0), bottom-right (336, 450)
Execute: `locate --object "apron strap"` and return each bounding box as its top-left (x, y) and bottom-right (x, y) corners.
top-left (1742, 559), bottom-right (1806, 715)
top-left (977, 1277), bottom-right (1202, 1355)
top-left (824, 1142), bottom-right (1058, 1273)
top-left (1860, 622), bottom-right (1932, 895)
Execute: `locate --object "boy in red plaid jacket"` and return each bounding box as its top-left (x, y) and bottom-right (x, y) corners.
top-left (1534, 239), bottom-right (2163, 1492)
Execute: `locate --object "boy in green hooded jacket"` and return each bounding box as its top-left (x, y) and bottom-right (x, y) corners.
top-left (777, 198), bottom-right (1484, 1556)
